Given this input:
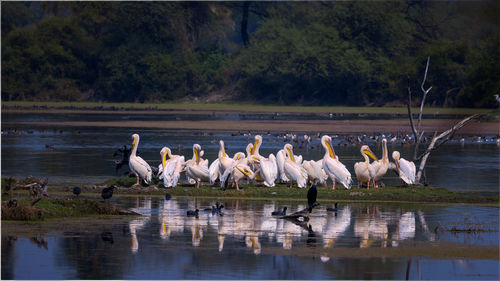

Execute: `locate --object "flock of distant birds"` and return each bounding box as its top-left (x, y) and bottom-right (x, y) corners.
top-left (126, 133), bottom-right (418, 193)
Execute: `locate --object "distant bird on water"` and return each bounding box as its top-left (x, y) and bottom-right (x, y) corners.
top-left (165, 193), bottom-right (172, 200)
top-left (73, 186), bottom-right (82, 197)
top-left (272, 207), bottom-right (287, 216)
top-left (101, 185), bottom-right (115, 201)
top-left (307, 182), bottom-right (318, 213)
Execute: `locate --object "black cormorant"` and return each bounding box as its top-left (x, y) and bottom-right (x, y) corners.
top-left (307, 182), bottom-right (318, 212)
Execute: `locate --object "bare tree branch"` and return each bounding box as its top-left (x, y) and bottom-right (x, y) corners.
top-left (415, 114), bottom-right (481, 181)
top-left (417, 56), bottom-right (432, 132)
top-left (407, 75), bottom-right (418, 140)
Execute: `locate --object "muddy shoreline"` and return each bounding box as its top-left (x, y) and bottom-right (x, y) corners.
top-left (4, 118), bottom-right (498, 135)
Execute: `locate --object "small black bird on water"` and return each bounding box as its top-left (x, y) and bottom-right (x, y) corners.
top-left (327, 202), bottom-right (338, 212)
top-left (272, 207), bottom-right (287, 216)
top-left (307, 182), bottom-right (318, 213)
top-left (73, 186), bottom-right (82, 197)
top-left (101, 185), bottom-right (115, 201)
top-left (101, 232), bottom-right (114, 244)
top-left (165, 193), bottom-right (172, 200)
top-left (187, 209), bottom-right (199, 217)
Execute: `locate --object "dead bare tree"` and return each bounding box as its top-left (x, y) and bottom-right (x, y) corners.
top-left (28, 178), bottom-right (49, 206)
top-left (407, 57), bottom-right (482, 185)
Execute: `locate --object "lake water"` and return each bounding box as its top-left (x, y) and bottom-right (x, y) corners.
top-left (1, 112), bottom-right (499, 190)
top-left (2, 197), bottom-right (498, 280)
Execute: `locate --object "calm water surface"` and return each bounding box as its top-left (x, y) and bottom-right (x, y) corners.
top-left (2, 197), bottom-right (499, 280)
top-left (2, 122), bottom-right (499, 190)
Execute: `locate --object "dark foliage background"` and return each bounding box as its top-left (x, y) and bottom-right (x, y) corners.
top-left (2, 1), bottom-right (499, 107)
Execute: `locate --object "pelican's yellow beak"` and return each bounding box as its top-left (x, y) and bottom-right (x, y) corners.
top-left (327, 139), bottom-right (336, 159)
top-left (195, 147), bottom-right (199, 163)
top-left (395, 159), bottom-right (400, 172)
top-left (286, 147), bottom-right (295, 162)
top-left (237, 166), bottom-right (251, 177)
top-left (363, 148), bottom-right (378, 161)
top-left (251, 139), bottom-right (258, 155)
top-left (222, 144), bottom-right (227, 158)
top-left (132, 139), bottom-right (136, 149)
top-left (162, 150), bottom-right (167, 168)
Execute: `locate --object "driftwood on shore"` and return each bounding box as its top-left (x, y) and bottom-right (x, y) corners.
top-left (280, 203), bottom-right (319, 221)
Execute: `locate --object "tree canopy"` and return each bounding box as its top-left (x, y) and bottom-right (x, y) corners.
top-left (2, 1), bottom-right (499, 107)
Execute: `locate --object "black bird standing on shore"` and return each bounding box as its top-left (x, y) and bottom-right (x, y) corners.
top-left (307, 182), bottom-right (318, 213)
top-left (73, 186), bottom-right (82, 197)
top-left (101, 185), bottom-right (115, 201)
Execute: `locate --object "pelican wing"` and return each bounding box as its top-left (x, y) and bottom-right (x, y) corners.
top-left (186, 163), bottom-right (210, 182)
top-left (310, 160), bottom-right (325, 185)
top-left (399, 158), bottom-right (416, 184)
top-left (209, 159), bottom-right (220, 184)
top-left (268, 154), bottom-right (278, 184)
top-left (276, 150), bottom-right (289, 182)
top-left (354, 162), bottom-right (371, 183)
top-left (260, 157), bottom-right (276, 187)
top-left (130, 155), bottom-right (152, 184)
top-left (294, 155), bottom-right (303, 165)
top-left (284, 160), bottom-right (307, 188)
top-left (323, 157), bottom-right (352, 189)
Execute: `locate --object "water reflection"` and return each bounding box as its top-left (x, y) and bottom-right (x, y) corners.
top-left (2, 198), bottom-right (498, 280)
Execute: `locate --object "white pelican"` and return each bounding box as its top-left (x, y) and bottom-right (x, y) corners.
top-left (218, 140), bottom-right (234, 173)
top-left (370, 138), bottom-right (389, 187)
top-left (159, 147), bottom-right (185, 188)
top-left (354, 145), bottom-right (377, 189)
top-left (302, 159), bottom-right (326, 187)
top-left (128, 134), bottom-right (152, 186)
top-left (250, 135), bottom-right (278, 187)
top-left (276, 149), bottom-right (290, 183)
top-left (392, 151), bottom-right (416, 185)
top-left (208, 140), bottom-right (232, 184)
top-left (321, 135), bottom-right (352, 189)
top-left (229, 164), bottom-right (255, 190)
top-left (185, 144), bottom-right (210, 188)
top-left (283, 144), bottom-right (308, 188)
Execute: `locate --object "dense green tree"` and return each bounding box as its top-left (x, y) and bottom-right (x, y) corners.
top-left (1, 1), bottom-right (499, 107)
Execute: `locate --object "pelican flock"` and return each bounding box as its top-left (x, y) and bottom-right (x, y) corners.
top-left (123, 133), bottom-right (418, 190)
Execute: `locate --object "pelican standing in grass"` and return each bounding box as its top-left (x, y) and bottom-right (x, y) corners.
top-left (159, 147), bottom-right (184, 188)
top-left (392, 151), bottom-right (416, 185)
top-left (354, 145), bottom-right (378, 189)
top-left (226, 163), bottom-right (255, 191)
top-left (302, 159), bottom-right (326, 187)
top-left (250, 135), bottom-right (278, 187)
top-left (283, 144), bottom-right (308, 188)
top-left (321, 135), bottom-right (352, 190)
top-left (370, 138), bottom-right (389, 187)
top-left (185, 144), bottom-right (210, 188)
top-left (276, 149), bottom-right (290, 183)
top-left (129, 134), bottom-right (152, 186)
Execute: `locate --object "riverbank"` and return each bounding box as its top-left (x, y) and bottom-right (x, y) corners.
top-left (3, 102), bottom-right (498, 135)
top-left (2, 101), bottom-right (492, 115)
top-left (1, 197), bottom-right (139, 221)
top-left (2, 175), bottom-right (493, 205)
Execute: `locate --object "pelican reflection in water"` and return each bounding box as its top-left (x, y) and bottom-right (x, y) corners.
top-left (320, 205), bottom-right (352, 262)
top-left (354, 206), bottom-right (389, 248)
top-left (129, 197), bottom-right (152, 253)
top-left (391, 211), bottom-right (416, 247)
